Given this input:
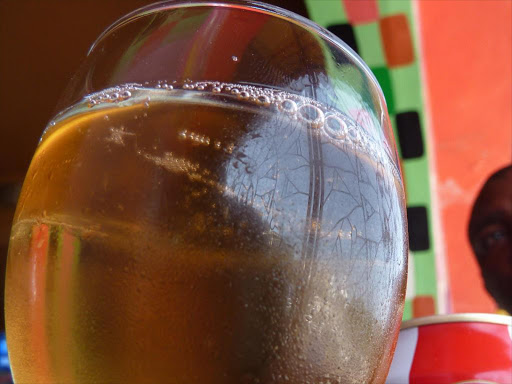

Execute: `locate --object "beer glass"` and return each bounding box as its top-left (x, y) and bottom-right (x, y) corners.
top-left (5, 1), bottom-right (408, 383)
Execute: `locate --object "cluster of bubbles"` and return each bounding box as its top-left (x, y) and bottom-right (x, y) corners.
top-left (168, 80), bottom-right (391, 168)
top-left (179, 129), bottom-right (211, 146)
top-left (83, 80), bottom-right (396, 171)
top-left (140, 149), bottom-right (241, 201)
top-left (154, 80), bottom-right (175, 90)
top-left (178, 129), bottom-right (234, 154)
top-left (85, 83), bottom-right (140, 107)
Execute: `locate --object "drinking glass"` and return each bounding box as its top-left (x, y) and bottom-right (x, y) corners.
top-left (5, 1), bottom-right (408, 383)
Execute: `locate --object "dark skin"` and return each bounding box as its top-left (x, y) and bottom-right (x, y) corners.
top-left (468, 165), bottom-right (512, 313)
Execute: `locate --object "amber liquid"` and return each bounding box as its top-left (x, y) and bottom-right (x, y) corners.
top-left (6, 85), bottom-right (407, 383)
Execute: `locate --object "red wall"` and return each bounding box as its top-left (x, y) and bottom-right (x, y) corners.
top-left (419, 0), bottom-right (512, 312)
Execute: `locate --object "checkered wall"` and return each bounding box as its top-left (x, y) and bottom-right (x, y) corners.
top-left (305, 0), bottom-right (437, 320)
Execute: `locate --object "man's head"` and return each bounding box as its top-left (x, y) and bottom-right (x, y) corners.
top-left (468, 165), bottom-right (512, 313)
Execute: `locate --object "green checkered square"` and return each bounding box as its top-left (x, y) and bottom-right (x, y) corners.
top-left (414, 250), bottom-right (437, 297)
top-left (371, 66), bottom-right (395, 115)
top-left (402, 156), bottom-right (430, 205)
top-left (354, 22), bottom-right (386, 67)
top-left (390, 64), bottom-right (423, 113)
top-left (304, 0), bottom-right (347, 27)
top-left (403, 299), bottom-right (412, 320)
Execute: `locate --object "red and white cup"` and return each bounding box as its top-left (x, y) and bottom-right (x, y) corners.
top-left (386, 313), bottom-right (512, 384)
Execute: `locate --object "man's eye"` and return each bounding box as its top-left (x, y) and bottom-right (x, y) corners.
top-left (479, 228), bottom-right (507, 252)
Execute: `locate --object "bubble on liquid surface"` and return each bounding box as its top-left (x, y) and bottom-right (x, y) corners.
top-left (298, 104), bottom-right (324, 129)
top-left (238, 91), bottom-right (250, 100)
top-left (256, 95), bottom-right (270, 106)
top-left (85, 83), bottom-right (140, 107)
top-left (346, 125), bottom-right (361, 143)
top-left (324, 114), bottom-right (347, 139)
top-left (279, 99), bottom-right (298, 115)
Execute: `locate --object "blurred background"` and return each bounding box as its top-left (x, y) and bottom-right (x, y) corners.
top-left (0, 0), bottom-right (510, 335)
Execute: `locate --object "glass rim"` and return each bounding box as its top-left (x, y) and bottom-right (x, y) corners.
top-left (87, 0), bottom-right (384, 101)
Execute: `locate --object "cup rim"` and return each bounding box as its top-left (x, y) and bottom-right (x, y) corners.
top-left (400, 313), bottom-right (512, 330)
top-left (87, 0), bottom-right (383, 99)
